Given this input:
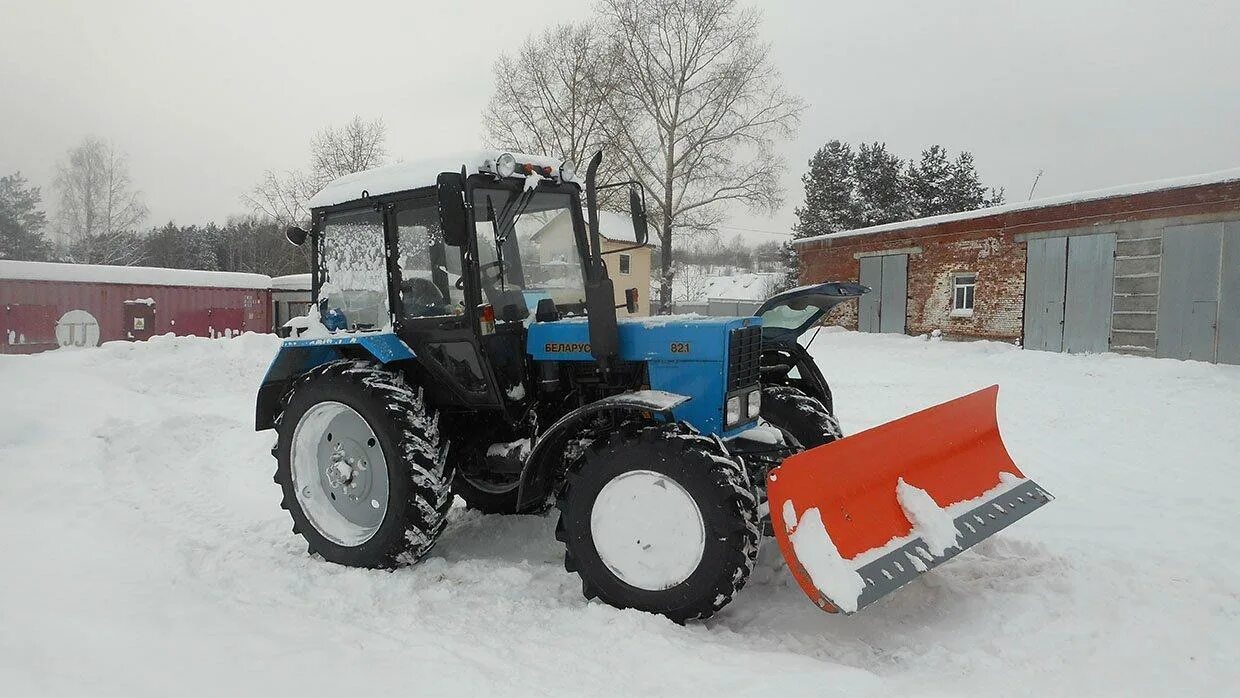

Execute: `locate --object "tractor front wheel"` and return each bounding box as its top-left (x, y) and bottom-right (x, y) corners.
top-left (760, 385), bottom-right (842, 450)
top-left (273, 360), bottom-right (453, 568)
top-left (555, 424), bottom-right (760, 622)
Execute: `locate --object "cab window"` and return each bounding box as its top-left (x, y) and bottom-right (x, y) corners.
top-left (318, 208), bottom-right (389, 331)
top-left (394, 202), bottom-right (464, 318)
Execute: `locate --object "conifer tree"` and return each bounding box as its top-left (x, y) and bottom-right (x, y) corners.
top-left (792, 141), bottom-right (861, 238)
top-left (854, 142), bottom-right (911, 226)
top-left (0, 172), bottom-right (50, 261)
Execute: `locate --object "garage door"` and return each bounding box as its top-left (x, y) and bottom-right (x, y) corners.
top-left (1024, 233), bottom-right (1116, 354)
top-left (858, 253), bottom-right (907, 334)
top-left (1157, 221), bottom-right (1240, 364)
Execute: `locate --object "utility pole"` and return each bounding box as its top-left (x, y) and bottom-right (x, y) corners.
top-left (1027, 170), bottom-right (1044, 201)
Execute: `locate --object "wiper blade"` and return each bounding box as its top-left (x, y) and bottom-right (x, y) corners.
top-left (485, 194), bottom-right (506, 291)
top-left (496, 188), bottom-right (535, 244)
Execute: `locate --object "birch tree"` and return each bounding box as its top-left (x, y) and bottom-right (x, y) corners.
top-left (248, 116), bottom-right (388, 227)
top-left (54, 137), bottom-right (149, 264)
top-left (483, 23), bottom-right (619, 171)
top-left (600, 0), bottom-right (803, 309)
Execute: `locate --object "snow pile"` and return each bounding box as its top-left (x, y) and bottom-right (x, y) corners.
top-left (895, 478), bottom-right (961, 556)
top-left (307, 150), bottom-right (565, 208)
top-left (1, 330), bottom-right (1238, 696)
top-left (781, 502), bottom-right (866, 612)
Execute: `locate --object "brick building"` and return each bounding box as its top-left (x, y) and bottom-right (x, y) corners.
top-left (793, 168), bottom-right (1240, 364)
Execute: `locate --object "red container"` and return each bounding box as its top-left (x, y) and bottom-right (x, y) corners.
top-left (0, 261), bottom-right (272, 355)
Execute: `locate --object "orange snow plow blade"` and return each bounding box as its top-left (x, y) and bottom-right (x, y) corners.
top-left (767, 385), bottom-right (1053, 614)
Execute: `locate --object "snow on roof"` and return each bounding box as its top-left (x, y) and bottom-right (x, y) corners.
top-left (533, 209), bottom-right (646, 244)
top-left (270, 273), bottom-right (312, 290)
top-left (701, 272), bottom-right (781, 302)
top-left (595, 210), bottom-right (645, 244)
top-left (793, 165), bottom-right (1240, 245)
top-left (307, 150), bottom-right (567, 209)
top-left (0, 260), bottom-right (272, 289)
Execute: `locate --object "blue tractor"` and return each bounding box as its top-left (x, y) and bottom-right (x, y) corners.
top-left (257, 150), bottom-right (1050, 621)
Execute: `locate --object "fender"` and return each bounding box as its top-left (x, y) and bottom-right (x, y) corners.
top-left (515, 390), bottom-right (690, 512)
top-left (254, 333), bottom-right (416, 431)
top-left (762, 340), bottom-right (834, 413)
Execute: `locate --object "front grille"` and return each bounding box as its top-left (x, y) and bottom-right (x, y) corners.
top-left (727, 326), bottom-right (762, 391)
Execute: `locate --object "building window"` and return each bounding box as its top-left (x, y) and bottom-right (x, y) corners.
top-left (618, 253), bottom-right (632, 275)
top-left (952, 273), bottom-right (976, 316)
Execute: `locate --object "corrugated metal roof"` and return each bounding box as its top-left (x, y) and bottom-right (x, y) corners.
top-left (0, 260), bottom-right (272, 289)
top-left (793, 165), bottom-right (1240, 246)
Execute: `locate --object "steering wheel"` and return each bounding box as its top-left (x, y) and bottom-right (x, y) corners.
top-left (460, 260), bottom-right (504, 289)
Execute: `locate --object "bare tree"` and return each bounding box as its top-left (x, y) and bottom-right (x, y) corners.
top-left (248, 116), bottom-right (388, 227)
top-left (310, 116), bottom-right (388, 180)
top-left (54, 137), bottom-right (149, 264)
top-left (483, 24), bottom-right (619, 170)
top-left (246, 168), bottom-right (320, 229)
top-left (600, 0), bottom-right (804, 309)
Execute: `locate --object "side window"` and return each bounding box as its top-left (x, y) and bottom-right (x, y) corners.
top-left (395, 203), bottom-right (464, 318)
top-left (318, 208), bottom-right (389, 331)
top-left (618, 253), bottom-right (632, 275)
top-left (952, 273), bottom-right (976, 316)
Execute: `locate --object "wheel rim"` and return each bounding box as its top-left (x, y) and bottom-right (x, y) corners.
top-left (291, 401), bottom-right (389, 546)
top-left (589, 470), bottom-right (706, 591)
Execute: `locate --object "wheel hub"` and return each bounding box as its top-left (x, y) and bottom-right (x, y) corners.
top-left (291, 401), bottom-right (389, 546)
top-left (589, 470), bottom-right (706, 591)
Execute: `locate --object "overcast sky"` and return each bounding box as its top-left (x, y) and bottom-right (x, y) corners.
top-left (3, 0), bottom-right (1239, 244)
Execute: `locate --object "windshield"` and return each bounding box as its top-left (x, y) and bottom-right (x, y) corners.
top-left (761, 304), bottom-right (821, 331)
top-left (471, 187), bottom-right (586, 321)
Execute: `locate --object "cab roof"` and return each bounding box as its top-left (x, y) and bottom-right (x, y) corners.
top-left (306, 150), bottom-right (566, 210)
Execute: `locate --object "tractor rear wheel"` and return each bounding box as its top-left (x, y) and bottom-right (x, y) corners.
top-left (273, 360), bottom-right (453, 568)
top-left (760, 385), bottom-right (842, 450)
top-left (555, 423), bottom-right (760, 622)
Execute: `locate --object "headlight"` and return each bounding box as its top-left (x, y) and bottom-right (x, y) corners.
top-left (559, 159), bottom-right (577, 182)
top-left (726, 396), bottom-right (742, 426)
top-left (747, 390), bottom-right (761, 419)
top-left (495, 153), bottom-right (516, 178)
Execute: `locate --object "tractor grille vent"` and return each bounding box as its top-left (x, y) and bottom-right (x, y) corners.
top-left (727, 326), bottom-right (762, 391)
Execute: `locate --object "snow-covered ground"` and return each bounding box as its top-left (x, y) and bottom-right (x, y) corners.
top-left (2, 330), bottom-right (1238, 696)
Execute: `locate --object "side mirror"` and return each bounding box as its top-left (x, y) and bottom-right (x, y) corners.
top-left (285, 226), bottom-right (308, 246)
top-left (624, 287), bottom-right (640, 314)
top-left (629, 185), bottom-right (649, 246)
top-left (437, 171), bottom-right (469, 246)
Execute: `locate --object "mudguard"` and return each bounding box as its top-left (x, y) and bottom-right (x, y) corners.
top-left (254, 333), bottom-right (416, 430)
top-left (515, 390), bottom-right (690, 512)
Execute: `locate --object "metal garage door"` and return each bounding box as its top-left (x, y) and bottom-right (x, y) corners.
top-left (1157, 222), bottom-right (1234, 362)
top-left (1219, 222), bottom-right (1240, 364)
top-left (858, 254), bottom-right (907, 333)
top-left (1064, 234), bottom-right (1116, 353)
top-left (1024, 237), bottom-right (1067, 351)
top-left (1024, 233), bottom-right (1116, 354)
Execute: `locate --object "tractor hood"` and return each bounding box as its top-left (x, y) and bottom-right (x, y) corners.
top-left (754, 282), bottom-right (868, 344)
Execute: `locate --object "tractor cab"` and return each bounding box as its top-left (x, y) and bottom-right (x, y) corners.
top-left (285, 151), bottom-right (648, 413)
